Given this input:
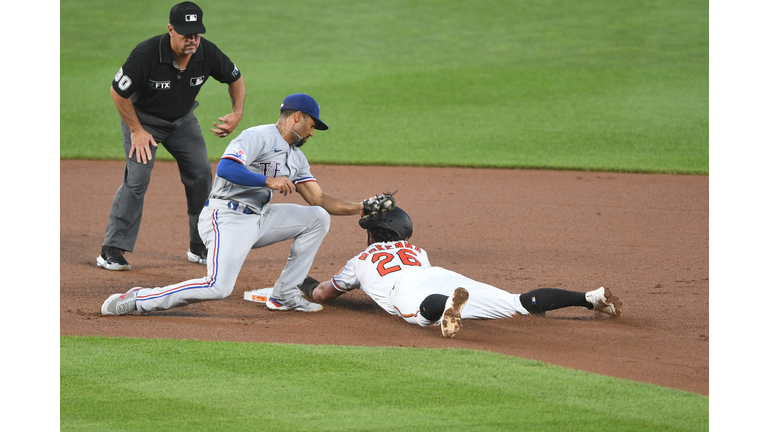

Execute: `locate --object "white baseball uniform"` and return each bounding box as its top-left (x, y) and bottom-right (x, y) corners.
top-left (331, 240), bottom-right (530, 327)
top-left (134, 124), bottom-right (330, 312)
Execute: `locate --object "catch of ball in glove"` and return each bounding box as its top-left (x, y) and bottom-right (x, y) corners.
top-left (361, 191), bottom-right (397, 221)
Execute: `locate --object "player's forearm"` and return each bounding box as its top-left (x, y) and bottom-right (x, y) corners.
top-left (318, 193), bottom-right (364, 216)
top-left (227, 77), bottom-right (245, 117)
top-left (110, 86), bottom-right (143, 133)
top-left (216, 158), bottom-right (266, 187)
top-left (297, 183), bottom-right (363, 215)
top-left (313, 280), bottom-right (345, 302)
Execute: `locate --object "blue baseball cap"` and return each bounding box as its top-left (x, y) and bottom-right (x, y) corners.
top-left (280, 93), bottom-right (329, 130)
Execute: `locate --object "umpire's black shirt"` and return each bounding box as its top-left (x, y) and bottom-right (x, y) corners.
top-left (112, 34), bottom-right (241, 122)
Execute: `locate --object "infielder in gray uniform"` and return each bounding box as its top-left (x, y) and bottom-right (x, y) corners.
top-left (304, 207), bottom-right (623, 338)
top-left (101, 93), bottom-right (371, 315)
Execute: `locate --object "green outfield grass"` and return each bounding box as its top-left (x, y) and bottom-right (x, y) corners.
top-left (61, 337), bottom-right (708, 431)
top-left (60, 1), bottom-right (709, 429)
top-left (60, 0), bottom-right (708, 173)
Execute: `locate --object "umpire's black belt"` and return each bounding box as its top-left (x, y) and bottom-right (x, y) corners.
top-left (205, 199), bottom-right (257, 215)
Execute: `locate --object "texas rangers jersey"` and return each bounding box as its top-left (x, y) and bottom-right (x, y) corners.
top-left (331, 240), bottom-right (431, 315)
top-left (210, 124), bottom-right (316, 213)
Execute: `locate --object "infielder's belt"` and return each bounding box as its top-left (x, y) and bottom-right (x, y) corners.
top-left (205, 199), bottom-right (257, 215)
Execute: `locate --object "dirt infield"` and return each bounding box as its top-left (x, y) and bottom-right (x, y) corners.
top-left (60, 160), bottom-right (709, 395)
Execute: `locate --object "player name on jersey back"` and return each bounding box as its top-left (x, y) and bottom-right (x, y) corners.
top-left (357, 241), bottom-right (422, 261)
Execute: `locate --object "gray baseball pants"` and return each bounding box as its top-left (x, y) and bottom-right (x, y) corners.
top-left (103, 103), bottom-right (211, 252)
top-left (134, 200), bottom-right (331, 312)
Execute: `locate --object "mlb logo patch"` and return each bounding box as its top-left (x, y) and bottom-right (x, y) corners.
top-left (185, 14), bottom-right (197, 22)
top-left (190, 76), bottom-right (205, 86)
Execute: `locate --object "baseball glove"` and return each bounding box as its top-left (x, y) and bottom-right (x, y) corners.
top-left (298, 276), bottom-right (321, 300)
top-left (361, 191), bottom-right (397, 221)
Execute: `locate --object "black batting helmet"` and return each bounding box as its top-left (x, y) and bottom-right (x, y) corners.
top-left (359, 207), bottom-right (413, 240)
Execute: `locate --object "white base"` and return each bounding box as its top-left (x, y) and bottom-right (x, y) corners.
top-left (243, 288), bottom-right (273, 303)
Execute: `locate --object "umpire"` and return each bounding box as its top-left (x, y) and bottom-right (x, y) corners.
top-left (98, 2), bottom-right (245, 271)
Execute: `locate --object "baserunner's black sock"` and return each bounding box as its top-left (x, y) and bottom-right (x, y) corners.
top-left (419, 294), bottom-right (450, 321)
top-left (519, 288), bottom-right (591, 315)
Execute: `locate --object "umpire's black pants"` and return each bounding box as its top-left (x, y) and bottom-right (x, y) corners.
top-left (103, 102), bottom-right (211, 253)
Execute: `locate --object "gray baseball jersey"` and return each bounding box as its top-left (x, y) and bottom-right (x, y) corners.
top-left (131, 123), bottom-right (332, 312)
top-left (210, 124), bottom-right (316, 212)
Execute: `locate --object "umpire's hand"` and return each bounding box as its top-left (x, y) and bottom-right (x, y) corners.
top-left (128, 129), bottom-right (158, 164)
top-left (211, 112), bottom-right (242, 138)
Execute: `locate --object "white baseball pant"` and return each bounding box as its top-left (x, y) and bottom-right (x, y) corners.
top-left (389, 267), bottom-right (529, 327)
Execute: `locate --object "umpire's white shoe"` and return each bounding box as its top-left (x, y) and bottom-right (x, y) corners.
top-left (585, 287), bottom-right (623, 318)
top-left (441, 287), bottom-right (469, 338)
top-left (100, 287), bottom-right (141, 316)
top-left (266, 295), bottom-right (323, 312)
top-left (187, 250), bottom-right (207, 265)
top-left (97, 246), bottom-right (131, 271)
